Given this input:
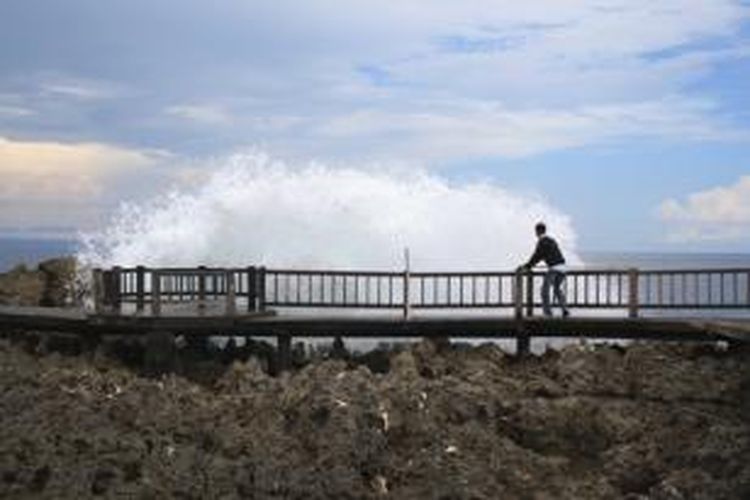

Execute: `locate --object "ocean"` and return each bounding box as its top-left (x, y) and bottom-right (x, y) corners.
top-left (0, 237), bottom-right (78, 271)
top-left (3, 236), bottom-right (750, 272)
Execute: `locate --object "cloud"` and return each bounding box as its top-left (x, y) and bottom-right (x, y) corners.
top-left (165, 104), bottom-right (232, 125)
top-left (0, 0), bottom-right (747, 161)
top-left (314, 97), bottom-right (747, 160)
top-left (38, 76), bottom-right (125, 100)
top-left (0, 136), bottom-right (173, 232)
top-left (658, 176), bottom-right (750, 241)
top-left (0, 136), bottom-right (163, 200)
top-left (0, 104), bottom-right (33, 117)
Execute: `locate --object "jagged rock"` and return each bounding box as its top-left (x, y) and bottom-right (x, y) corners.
top-left (38, 257), bottom-right (76, 307)
top-left (0, 264), bottom-right (45, 306)
top-left (0, 338), bottom-right (748, 498)
top-left (0, 257), bottom-right (76, 307)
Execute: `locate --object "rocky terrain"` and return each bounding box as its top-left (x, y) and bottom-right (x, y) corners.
top-left (1, 332), bottom-right (748, 499)
top-left (0, 257), bottom-right (77, 307)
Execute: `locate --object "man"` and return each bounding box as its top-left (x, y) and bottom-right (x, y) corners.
top-left (521, 222), bottom-right (570, 317)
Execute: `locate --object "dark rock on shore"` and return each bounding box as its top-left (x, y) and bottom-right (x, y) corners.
top-left (0, 257), bottom-right (76, 307)
top-left (0, 336), bottom-right (748, 499)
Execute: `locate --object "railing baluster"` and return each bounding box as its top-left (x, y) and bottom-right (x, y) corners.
top-left (681, 273), bottom-right (686, 306)
top-left (656, 274), bottom-right (663, 306)
top-left (584, 275), bottom-right (589, 307)
top-left (605, 273), bottom-right (610, 305)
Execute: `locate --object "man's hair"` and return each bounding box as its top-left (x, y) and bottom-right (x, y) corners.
top-left (535, 222), bottom-right (546, 235)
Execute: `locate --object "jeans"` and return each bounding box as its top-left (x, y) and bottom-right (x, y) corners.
top-left (542, 269), bottom-right (568, 316)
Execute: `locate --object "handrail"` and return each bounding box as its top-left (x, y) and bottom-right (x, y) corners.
top-left (93, 265), bottom-right (750, 318)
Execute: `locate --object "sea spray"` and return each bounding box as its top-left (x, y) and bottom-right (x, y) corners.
top-left (78, 152), bottom-right (580, 271)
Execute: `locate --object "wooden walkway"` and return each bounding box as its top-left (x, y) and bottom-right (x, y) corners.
top-left (1, 305), bottom-right (747, 342)
top-left (1, 265), bottom-right (749, 368)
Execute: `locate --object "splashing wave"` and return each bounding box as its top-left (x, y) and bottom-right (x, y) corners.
top-left (78, 152), bottom-right (579, 271)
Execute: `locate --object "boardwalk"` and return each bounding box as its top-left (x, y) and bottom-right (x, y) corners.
top-left (1, 265), bottom-right (749, 364)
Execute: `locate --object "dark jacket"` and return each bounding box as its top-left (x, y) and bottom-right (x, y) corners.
top-left (525, 235), bottom-right (565, 268)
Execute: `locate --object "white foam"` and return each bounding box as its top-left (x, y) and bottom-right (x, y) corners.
top-left (78, 151), bottom-right (579, 271)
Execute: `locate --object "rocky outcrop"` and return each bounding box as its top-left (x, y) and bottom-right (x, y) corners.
top-left (0, 257), bottom-right (76, 307)
top-left (0, 338), bottom-right (747, 499)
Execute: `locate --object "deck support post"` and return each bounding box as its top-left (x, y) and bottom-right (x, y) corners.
top-left (276, 332), bottom-right (292, 373)
top-left (135, 266), bottom-right (145, 314)
top-left (628, 268), bottom-right (640, 318)
top-left (152, 271), bottom-right (161, 317)
top-left (145, 330), bottom-right (175, 376)
top-left (225, 270), bottom-right (236, 316)
top-left (516, 325), bottom-right (531, 357)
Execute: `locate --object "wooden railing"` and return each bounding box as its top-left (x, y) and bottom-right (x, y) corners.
top-left (92, 266), bottom-right (750, 318)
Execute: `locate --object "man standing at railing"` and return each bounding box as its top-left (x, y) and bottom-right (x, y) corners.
top-left (520, 222), bottom-right (570, 318)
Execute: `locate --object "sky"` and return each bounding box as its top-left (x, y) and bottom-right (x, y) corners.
top-left (0, 0), bottom-right (749, 253)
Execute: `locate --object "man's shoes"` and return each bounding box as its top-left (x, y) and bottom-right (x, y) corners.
top-left (562, 310), bottom-right (570, 318)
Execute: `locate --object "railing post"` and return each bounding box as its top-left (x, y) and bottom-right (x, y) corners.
top-left (257, 267), bottom-right (267, 311)
top-left (525, 270), bottom-right (534, 318)
top-left (92, 268), bottom-right (104, 314)
top-left (111, 266), bottom-right (122, 314)
top-left (198, 265), bottom-right (207, 315)
top-left (101, 270), bottom-right (113, 312)
top-left (514, 268), bottom-right (524, 320)
top-left (403, 271), bottom-right (411, 320)
top-left (628, 268), bottom-right (639, 318)
top-left (514, 268), bottom-right (530, 356)
top-left (136, 266), bottom-right (145, 314)
top-left (247, 266), bottom-right (257, 312)
top-left (225, 270), bottom-right (236, 316)
top-left (152, 271), bottom-right (161, 317)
